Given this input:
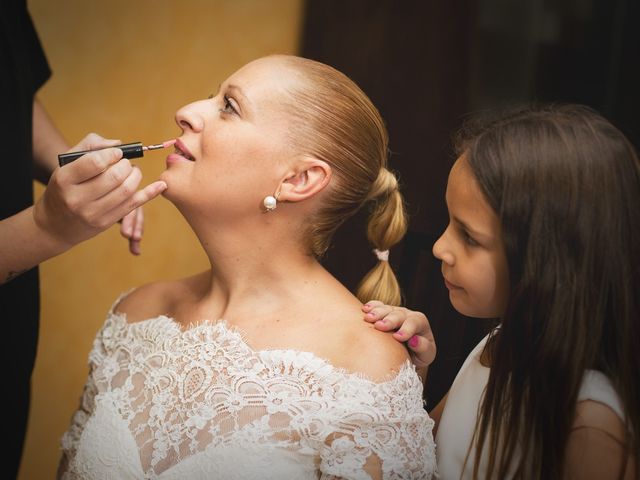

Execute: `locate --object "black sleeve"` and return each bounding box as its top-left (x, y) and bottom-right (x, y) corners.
top-left (0, 0), bottom-right (52, 217)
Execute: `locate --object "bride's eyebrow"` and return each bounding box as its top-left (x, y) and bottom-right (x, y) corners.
top-left (226, 84), bottom-right (249, 105)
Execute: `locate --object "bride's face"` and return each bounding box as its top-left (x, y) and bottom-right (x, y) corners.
top-left (160, 56), bottom-right (299, 219)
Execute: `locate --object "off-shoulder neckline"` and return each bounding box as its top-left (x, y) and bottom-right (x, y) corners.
top-left (105, 308), bottom-right (418, 387)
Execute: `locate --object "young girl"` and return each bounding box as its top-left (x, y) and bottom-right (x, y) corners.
top-left (365, 104), bottom-right (639, 479)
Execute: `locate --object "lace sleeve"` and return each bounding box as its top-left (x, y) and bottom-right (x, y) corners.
top-left (57, 323), bottom-right (109, 479)
top-left (318, 363), bottom-right (436, 479)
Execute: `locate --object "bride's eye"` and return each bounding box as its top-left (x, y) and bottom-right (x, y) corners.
top-left (220, 95), bottom-right (238, 115)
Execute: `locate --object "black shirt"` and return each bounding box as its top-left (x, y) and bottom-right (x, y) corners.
top-left (0, 0), bottom-right (52, 477)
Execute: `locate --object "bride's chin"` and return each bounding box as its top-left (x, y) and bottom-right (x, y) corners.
top-left (157, 180), bottom-right (178, 202)
top-left (160, 188), bottom-right (180, 203)
top-left (158, 172), bottom-right (180, 196)
top-left (159, 169), bottom-right (171, 182)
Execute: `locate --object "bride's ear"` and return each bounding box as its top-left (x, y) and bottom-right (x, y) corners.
top-left (278, 157), bottom-right (332, 203)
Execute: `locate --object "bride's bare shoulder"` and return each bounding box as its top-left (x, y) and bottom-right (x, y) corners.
top-left (340, 317), bottom-right (411, 382)
top-left (313, 302), bottom-right (411, 383)
top-left (113, 272), bottom-right (208, 323)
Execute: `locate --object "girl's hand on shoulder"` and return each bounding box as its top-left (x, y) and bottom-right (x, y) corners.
top-left (362, 301), bottom-right (436, 368)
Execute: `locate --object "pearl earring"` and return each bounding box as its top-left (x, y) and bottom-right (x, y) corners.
top-left (263, 191), bottom-right (280, 212)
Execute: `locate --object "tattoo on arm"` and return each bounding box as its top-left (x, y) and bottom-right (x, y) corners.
top-left (2, 269), bottom-right (28, 285)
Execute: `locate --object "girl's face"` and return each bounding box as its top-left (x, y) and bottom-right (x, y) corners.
top-left (433, 155), bottom-right (509, 318)
top-left (160, 56), bottom-right (299, 219)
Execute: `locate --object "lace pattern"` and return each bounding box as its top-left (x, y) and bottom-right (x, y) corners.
top-left (60, 305), bottom-right (436, 479)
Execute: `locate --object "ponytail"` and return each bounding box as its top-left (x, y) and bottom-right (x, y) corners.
top-left (356, 168), bottom-right (407, 306)
top-left (276, 56), bottom-right (408, 301)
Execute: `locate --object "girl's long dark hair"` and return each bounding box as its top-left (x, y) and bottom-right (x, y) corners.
top-left (456, 104), bottom-right (640, 478)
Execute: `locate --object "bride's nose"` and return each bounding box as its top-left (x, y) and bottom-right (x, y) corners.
top-left (174, 101), bottom-right (205, 132)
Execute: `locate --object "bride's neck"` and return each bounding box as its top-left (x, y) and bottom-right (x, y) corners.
top-left (194, 221), bottom-right (323, 315)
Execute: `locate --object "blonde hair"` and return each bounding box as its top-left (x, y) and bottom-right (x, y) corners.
top-left (277, 55), bottom-right (407, 305)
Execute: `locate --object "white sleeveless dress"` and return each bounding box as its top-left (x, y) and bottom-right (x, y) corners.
top-left (435, 333), bottom-right (625, 479)
top-left (59, 301), bottom-right (436, 479)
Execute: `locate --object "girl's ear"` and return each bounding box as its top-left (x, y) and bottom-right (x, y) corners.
top-left (278, 157), bottom-right (332, 203)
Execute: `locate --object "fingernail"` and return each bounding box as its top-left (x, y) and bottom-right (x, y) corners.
top-left (366, 312), bottom-right (375, 319)
top-left (395, 330), bottom-right (405, 337)
top-left (362, 303), bottom-right (371, 311)
top-left (409, 335), bottom-right (419, 348)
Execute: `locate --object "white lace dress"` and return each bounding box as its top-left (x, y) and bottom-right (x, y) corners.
top-left (59, 303), bottom-right (436, 479)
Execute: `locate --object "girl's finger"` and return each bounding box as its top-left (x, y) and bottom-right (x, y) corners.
top-left (362, 300), bottom-right (384, 313)
top-left (363, 303), bottom-right (394, 323)
top-left (371, 308), bottom-right (409, 331)
top-left (406, 334), bottom-right (436, 368)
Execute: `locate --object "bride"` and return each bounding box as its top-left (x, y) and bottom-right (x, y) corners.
top-left (58, 54), bottom-right (436, 479)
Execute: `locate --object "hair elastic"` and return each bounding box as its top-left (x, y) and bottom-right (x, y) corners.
top-left (373, 248), bottom-right (389, 262)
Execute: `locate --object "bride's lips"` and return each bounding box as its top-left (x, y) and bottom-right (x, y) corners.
top-left (175, 139), bottom-right (195, 160)
top-left (166, 138), bottom-right (195, 165)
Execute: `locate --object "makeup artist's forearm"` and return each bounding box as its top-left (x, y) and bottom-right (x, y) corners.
top-left (0, 207), bottom-right (69, 284)
top-left (32, 98), bottom-right (69, 183)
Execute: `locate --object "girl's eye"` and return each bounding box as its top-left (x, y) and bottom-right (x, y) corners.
top-left (461, 229), bottom-right (480, 247)
top-left (220, 95), bottom-right (238, 115)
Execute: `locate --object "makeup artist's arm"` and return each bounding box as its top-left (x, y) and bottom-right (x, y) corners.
top-left (32, 98), bottom-right (68, 183)
top-left (32, 98), bottom-right (147, 255)
top-left (0, 133), bottom-right (167, 284)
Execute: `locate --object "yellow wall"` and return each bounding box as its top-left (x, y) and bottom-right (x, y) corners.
top-left (21, 1), bottom-right (303, 477)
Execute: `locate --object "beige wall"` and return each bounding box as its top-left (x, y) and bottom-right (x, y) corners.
top-left (21, 1), bottom-right (302, 477)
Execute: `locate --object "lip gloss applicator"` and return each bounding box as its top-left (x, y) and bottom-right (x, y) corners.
top-left (58, 140), bottom-right (176, 167)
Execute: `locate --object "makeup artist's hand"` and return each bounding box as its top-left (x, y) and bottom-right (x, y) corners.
top-left (33, 133), bottom-right (167, 250)
top-left (363, 301), bottom-right (436, 369)
top-left (120, 207), bottom-right (144, 255)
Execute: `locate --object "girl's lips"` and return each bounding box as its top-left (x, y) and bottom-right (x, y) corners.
top-left (444, 278), bottom-right (463, 290)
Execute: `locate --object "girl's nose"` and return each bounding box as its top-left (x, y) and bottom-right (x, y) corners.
top-left (432, 229), bottom-right (454, 266)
